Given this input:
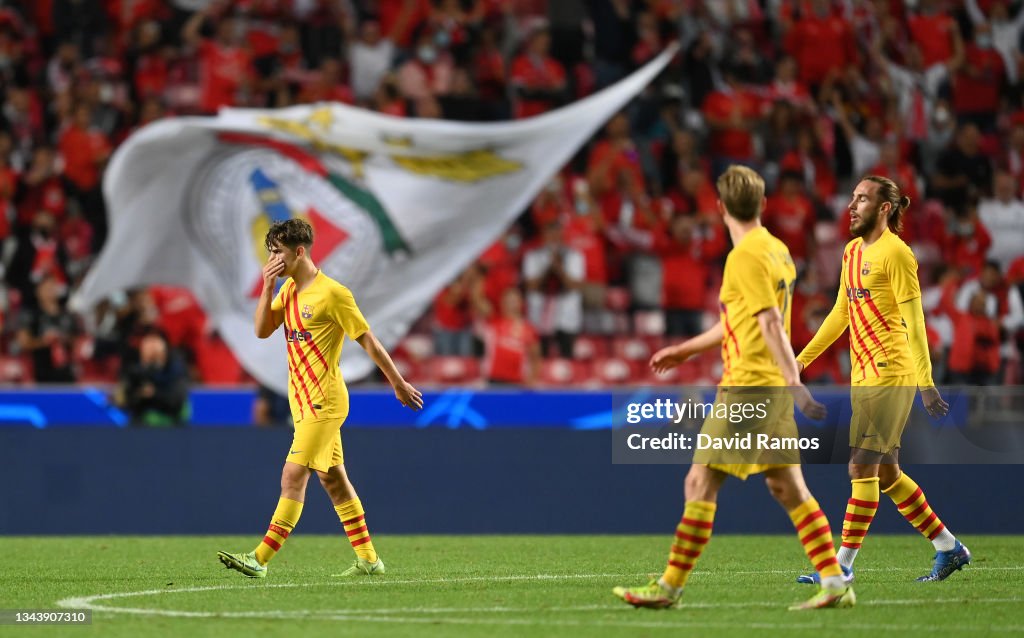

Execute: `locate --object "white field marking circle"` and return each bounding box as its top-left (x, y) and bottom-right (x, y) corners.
top-left (55, 569), bottom-right (1024, 632)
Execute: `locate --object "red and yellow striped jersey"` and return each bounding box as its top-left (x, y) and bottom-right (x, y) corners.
top-left (839, 228), bottom-right (918, 384)
top-left (719, 227), bottom-right (797, 387)
top-left (271, 270), bottom-right (369, 423)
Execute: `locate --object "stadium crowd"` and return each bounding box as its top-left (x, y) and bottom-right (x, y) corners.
top-left (0, 0), bottom-right (1023, 395)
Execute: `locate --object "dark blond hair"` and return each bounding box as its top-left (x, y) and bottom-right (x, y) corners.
top-left (861, 175), bottom-right (911, 234)
top-left (716, 165), bottom-right (765, 222)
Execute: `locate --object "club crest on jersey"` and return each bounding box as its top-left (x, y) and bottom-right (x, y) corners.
top-left (861, 261), bottom-right (872, 276)
top-left (302, 304), bottom-right (313, 319)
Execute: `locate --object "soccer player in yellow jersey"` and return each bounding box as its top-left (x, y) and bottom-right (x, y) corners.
top-left (795, 176), bottom-right (971, 584)
top-left (613, 166), bottom-right (855, 611)
top-left (218, 219), bottom-right (424, 579)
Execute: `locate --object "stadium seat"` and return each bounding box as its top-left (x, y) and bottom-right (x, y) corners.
top-left (611, 336), bottom-right (651, 361)
top-left (645, 363), bottom-right (681, 386)
top-left (72, 335), bottom-right (119, 384)
top-left (392, 356), bottom-right (419, 382)
top-left (593, 357), bottom-right (634, 385)
top-left (572, 335), bottom-right (607, 360)
top-left (430, 356), bottom-right (480, 384)
top-left (0, 355), bottom-right (30, 384)
top-left (609, 312), bottom-right (631, 334)
top-left (540, 358), bottom-right (593, 386)
top-left (398, 334), bottom-right (434, 361)
top-left (634, 310), bottom-right (665, 336)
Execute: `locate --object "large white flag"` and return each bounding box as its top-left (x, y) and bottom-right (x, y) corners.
top-left (71, 47), bottom-right (676, 393)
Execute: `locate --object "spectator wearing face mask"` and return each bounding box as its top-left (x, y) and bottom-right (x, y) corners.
top-left (396, 26), bottom-right (454, 102)
top-left (116, 331), bottom-right (190, 426)
top-left (965, 0), bottom-right (1024, 84)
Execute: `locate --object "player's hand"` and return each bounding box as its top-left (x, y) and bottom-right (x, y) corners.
top-left (394, 380), bottom-right (424, 411)
top-left (650, 344), bottom-right (692, 373)
top-left (262, 255), bottom-right (285, 286)
top-left (792, 384), bottom-right (827, 421)
top-left (921, 387), bottom-right (949, 418)
top-left (796, 361), bottom-right (805, 374)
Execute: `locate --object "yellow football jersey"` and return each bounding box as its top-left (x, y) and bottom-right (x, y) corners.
top-left (271, 270), bottom-right (370, 423)
top-left (719, 227), bottom-right (797, 387)
top-left (839, 228), bottom-right (918, 384)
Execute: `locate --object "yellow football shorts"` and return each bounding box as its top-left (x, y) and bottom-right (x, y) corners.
top-left (850, 374), bottom-right (916, 454)
top-left (287, 416), bottom-right (346, 472)
top-left (694, 387), bottom-right (800, 480)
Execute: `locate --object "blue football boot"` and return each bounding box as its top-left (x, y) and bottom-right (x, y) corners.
top-left (917, 540), bottom-right (971, 582)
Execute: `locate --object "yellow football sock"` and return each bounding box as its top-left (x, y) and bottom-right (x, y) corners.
top-left (253, 497), bottom-right (303, 565)
top-left (883, 472), bottom-right (947, 542)
top-left (661, 501), bottom-right (716, 589)
top-left (836, 477), bottom-right (879, 567)
top-left (335, 498), bottom-right (378, 563)
top-left (789, 497), bottom-right (842, 580)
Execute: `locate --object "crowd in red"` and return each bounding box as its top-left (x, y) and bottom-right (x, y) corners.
top-left (1, 0), bottom-right (1022, 395)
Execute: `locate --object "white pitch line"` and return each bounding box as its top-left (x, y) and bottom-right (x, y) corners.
top-left (56, 571), bottom-right (1024, 632)
top-left (729, 565), bottom-right (1023, 576)
top-left (55, 573), bottom-right (635, 612)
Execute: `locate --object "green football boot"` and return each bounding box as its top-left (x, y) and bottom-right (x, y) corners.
top-left (217, 550), bottom-right (267, 579)
top-left (612, 579), bottom-right (682, 609)
top-left (788, 585), bottom-right (856, 610)
top-left (340, 555), bottom-right (386, 576)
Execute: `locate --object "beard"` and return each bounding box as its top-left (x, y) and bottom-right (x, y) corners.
top-left (849, 205), bottom-right (881, 238)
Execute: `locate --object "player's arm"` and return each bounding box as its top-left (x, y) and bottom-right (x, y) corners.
top-left (796, 279), bottom-right (849, 373)
top-left (898, 297), bottom-right (948, 417)
top-left (355, 330), bottom-right (424, 410)
top-left (649, 322), bottom-right (723, 373)
top-left (732, 250), bottom-right (825, 419)
top-left (756, 307), bottom-right (826, 420)
top-left (254, 256), bottom-right (286, 338)
top-left (891, 246), bottom-right (950, 417)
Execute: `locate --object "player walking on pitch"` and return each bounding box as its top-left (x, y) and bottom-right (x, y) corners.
top-left (613, 166), bottom-right (855, 610)
top-left (218, 219), bottom-right (423, 578)
top-left (795, 176), bottom-right (970, 584)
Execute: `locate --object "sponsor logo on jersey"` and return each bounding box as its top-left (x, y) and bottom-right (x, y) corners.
top-left (286, 329), bottom-right (314, 343)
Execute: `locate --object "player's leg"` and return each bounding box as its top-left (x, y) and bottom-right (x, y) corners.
top-left (879, 454), bottom-right (971, 581)
top-left (763, 466), bottom-right (854, 609)
top-left (612, 464), bottom-right (727, 608)
top-left (217, 461), bottom-right (310, 577)
top-left (316, 429), bottom-right (384, 576)
top-left (833, 450), bottom-right (883, 570)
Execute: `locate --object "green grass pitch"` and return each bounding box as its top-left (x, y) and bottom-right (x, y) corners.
top-left (3, 535), bottom-right (1021, 637)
